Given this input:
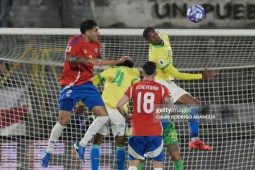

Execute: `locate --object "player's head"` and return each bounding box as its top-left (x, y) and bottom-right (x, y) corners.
top-left (143, 27), bottom-right (162, 45)
top-left (116, 60), bottom-right (134, 68)
top-left (142, 61), bottom-right (157, 78)
top-left (80, 19), bottom-right (100, 42)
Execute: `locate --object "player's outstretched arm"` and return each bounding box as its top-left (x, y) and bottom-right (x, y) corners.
top-left (101, 56), bottom-right (131, 65)
top-left (163, 64), bottom-right (216, 80)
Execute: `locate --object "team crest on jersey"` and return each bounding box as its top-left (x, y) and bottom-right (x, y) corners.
top-left (84, 49), bottom-right (87, 53)
top-left (89, 55), bottom-right (92, 59)
top-left (94, 47), bottom-right (98, 53)
top-left (168, 50), bottom-right (172, 57)
top-left (66, 46), bottom-right (71, 52)
top-left (159, 59), bottom-right (164, 65)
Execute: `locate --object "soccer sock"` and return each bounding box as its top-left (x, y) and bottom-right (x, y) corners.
top-left (128, 166), bottom-right (137, 170)
top-left (137, 162), bottom-right (144, 170)
top-left (116, 146), bottom-right (126, 170)
top-left (46, 122), bottom-right (65, 153)
top-left (188, 106), bottom-right (200, 140)
top-left (79, 116), bottom-right (109, 147)
top-left (174, 159), bottom-right (184, 170)
top-left (154, 168), bottom-right (163, 170)
top-left (90, 145), bottom-right (100, 170)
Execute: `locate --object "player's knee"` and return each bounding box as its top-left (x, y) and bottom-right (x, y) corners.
top-left (171, 154), bottom-right (181, 162)
top-left (92, 106), bottom-right (108, 116)
top-left (128, 166), bottom-right (137, 170)
top-left (96, 116), bottom-right (109, 125)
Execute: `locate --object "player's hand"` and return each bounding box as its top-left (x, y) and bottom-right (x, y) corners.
top-left (88, 58), bottom-right (104, 67)
top-left (202, 68), bottom-right (217, 79)
top-left (124, 114), bottom-right (132, 121)
top-left (74, 104), bottom-right (87, 116)
top-left (119, 56), bottom-right (131, 63)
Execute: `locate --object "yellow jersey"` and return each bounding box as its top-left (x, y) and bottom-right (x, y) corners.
top-left (92, 66), bottom-right (140, 110)
top-left (149, 33), bottom-right (202, 80)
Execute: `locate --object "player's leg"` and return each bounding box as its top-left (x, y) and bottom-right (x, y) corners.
top-left (151, 159), bottom-right (163, 170)
top-left (176, 94), bottom-right (212, 150)
top-left (90, 132), bottom-right (105, 170)
top-left (128, 136), bottom-right (146, 170)
top-left (74, 83), bottom-right (109, 163)
top-left (157, 80), bottom-right (212, 151)
top-left (128, 160), bottom-right (140, 170)
top-left (144, 136), bottom-right (164, 169)
top-left (41, 86), bottom-right (76, 167)
top-left (110, 106), bottom-right (126, 170)
top-left (163, 122), bottom-right (183, 170)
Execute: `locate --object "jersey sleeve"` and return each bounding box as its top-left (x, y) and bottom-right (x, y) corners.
top-left (124, 85), bottom-right (133, 99)
top-left (131, 69), bottom-right (141, 84)
top-left (162, 85), bottom-right (171, 98)
top-left (162, 64), bottom-right (202, 80)
top-left (92, 70), bottom-right (107, 85)
top-left (65, 36), bottom-right (81, 55)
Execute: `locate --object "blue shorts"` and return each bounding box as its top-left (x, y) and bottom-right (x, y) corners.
top-left (128, 136), bottom-right (164, 162)
top-left (59, 82), bottom-right (104, 111)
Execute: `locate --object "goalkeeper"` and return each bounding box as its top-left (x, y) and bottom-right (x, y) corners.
top-left (90, 60), bottom-right (140, 170)
top-left (142, 27), bottom-right (216, 152)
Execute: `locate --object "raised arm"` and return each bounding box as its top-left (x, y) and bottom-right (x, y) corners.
top-left (163, 64), bottom-right (216, 80)
top-left (101, 56), bottom-right (131, 65)
top-left (65, 53), bottom-right (103, 66)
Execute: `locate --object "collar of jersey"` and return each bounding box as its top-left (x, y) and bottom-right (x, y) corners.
top-left (150, 42), bottom-right (164, 48)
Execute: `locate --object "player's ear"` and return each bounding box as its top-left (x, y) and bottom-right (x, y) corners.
top-left (154, 70), bottom-right (157, 76)
top-left (141, 70), bottom-right (146, 77)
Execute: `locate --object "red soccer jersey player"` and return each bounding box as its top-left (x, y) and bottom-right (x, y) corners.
top-left (117, 61), bottom-right (172, 170)
top-left (60, 35), bottom-right (101, 86)
top-left (41, 19), bottom-right (131, 168)
top-left (125, 80), bottom-right (170, 136)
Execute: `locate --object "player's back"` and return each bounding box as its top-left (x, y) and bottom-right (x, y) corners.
top-left (128, 80), bottom-right (169, 136)
top-left (99, 66), bottom-right (140, 109)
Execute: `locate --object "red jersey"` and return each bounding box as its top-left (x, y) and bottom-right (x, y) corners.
top-left (125, 80), bottom-right (171, 136)
top-left (60, 34), bottom-right (101, 86)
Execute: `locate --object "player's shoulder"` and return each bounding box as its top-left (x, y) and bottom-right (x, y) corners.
top-left (68, 34), bottom-right (83, 45)
top-left (160, 33), bottom-right (170, 43)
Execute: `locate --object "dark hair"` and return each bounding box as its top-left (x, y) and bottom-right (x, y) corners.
top-left (80, 19), bottom-right (98, 34)
top-left (143, 61), bottom-right (156, 76)
top-left (116, 60), bottom-right (134, 68)
top-left (143, 27), bottom-right (154, 39)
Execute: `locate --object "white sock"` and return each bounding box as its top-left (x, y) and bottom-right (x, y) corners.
top-left (154, 168), bottom-right (163, 170)
top-left (46, 122), bottom-right (65, 153)
top-left (128, 166), bottom-right (137, 170)
top-left (79, 116), bottom-right (109, 147)
top-left (191, 137), bottom-right (199, 142)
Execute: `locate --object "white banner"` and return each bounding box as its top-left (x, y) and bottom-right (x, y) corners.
top-left (0, 87), bottom-right (32, 136)
top-left (92, 0), bottom-right (255, 28)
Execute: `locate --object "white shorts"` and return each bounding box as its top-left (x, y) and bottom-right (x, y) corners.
top-left (155, 80), bottom-right (189, 103)
top-left (97, 106), bottom-right (126, 137)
